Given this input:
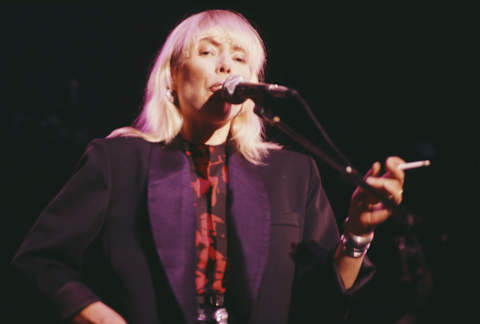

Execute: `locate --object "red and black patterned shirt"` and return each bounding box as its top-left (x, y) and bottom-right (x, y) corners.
top-left (184, 141), bottom-right (229, 297)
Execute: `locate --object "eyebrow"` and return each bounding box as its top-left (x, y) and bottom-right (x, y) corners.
top-left (198, 36), bottom-right (247, 54)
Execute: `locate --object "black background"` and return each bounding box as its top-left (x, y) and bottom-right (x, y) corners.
top-left (2, 2), bottom-right (477, 323)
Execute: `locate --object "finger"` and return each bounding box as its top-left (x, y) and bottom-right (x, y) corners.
top-left (365, 177), bottom-right (403, 205)
top-left (366, 177), bottom-right (402, 190)
top-left (363, 161), bottom-right (382, 180)
top-left (360, 205), bottom-right (392, 226)
top-left (352, 161), bottom-right (381, 198)
top-left (383, 156), bottom-right (406, 185)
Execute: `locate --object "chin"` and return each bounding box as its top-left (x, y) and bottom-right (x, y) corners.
top-left (200, 92), bottom-right (242, 123)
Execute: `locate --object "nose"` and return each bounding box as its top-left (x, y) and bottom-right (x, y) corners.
top-left (216, 54), bottom-right (232, 75)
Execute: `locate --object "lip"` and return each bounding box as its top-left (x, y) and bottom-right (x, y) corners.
top-left (209, 82), bottom-right (223, 92)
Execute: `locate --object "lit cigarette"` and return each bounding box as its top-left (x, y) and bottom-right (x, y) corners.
top-left (398, 160), bottom-right (431, 170)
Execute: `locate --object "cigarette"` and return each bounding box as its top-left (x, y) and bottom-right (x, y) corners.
top-left (398, 160), bottom-right (431, 170)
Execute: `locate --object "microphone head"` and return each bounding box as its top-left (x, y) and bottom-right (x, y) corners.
top-left (222, 75), bottom-right (247, 104)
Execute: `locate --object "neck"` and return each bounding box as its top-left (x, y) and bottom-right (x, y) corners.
top-left (181, 120), bottom-right (231, 145)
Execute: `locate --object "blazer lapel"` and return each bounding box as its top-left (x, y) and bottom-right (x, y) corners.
top-left (148, 143), bottom-right (197, 323)
top-left (227, 152), bottom-right (271, 318)
top-left (147, 145), bottom-right (271, 322)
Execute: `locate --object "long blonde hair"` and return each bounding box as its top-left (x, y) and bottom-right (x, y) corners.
top-left (108, 9), bottom-right (281, 164)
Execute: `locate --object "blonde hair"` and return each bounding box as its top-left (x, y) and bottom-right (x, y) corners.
top-left (108, 9), bottom-right (281, 164)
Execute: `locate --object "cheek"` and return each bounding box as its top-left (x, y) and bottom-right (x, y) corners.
top-left (235, 64), bottom-right (255, 81)
top-left (176, 66), bottom-right (207, 109)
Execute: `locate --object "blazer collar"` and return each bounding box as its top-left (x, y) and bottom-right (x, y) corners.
top-left (147, 143), bottom-right (271, 322)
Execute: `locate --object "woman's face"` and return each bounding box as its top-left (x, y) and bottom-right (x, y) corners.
top-left (173, 31), bottom-right (254, 128)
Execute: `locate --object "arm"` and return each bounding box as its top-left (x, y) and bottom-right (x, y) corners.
top-left (290, 156), bottom-right (404, 323)
top-left (11, 139), bottom-right (125, 323)
top-left (290, 156), bottom-right (371, 323)
top-left (334, 156), bottom-right (405, 289)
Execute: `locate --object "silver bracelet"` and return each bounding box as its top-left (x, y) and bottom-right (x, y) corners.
top-left (340, 231), bottom-right (374, 258)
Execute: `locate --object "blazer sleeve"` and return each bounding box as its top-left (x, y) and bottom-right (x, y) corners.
top-left (289, 157), bottom-right (375, 322)
top-left (11, 139), bottom-right (110, 321)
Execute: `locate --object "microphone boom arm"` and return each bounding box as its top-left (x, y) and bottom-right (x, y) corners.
top-left (254, 91), bottom-right (416, 229)
top-left (254, 87), bottom-right (431, 299)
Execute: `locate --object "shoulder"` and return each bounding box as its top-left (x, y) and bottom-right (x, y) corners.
top-left (88, 136), bottom-right (153, 151)
top-left (262, 149), bottom-right (315, 173)
top-left (85, 136), bottom-right (154, 158)
top-left (81, 136), bottom-right (157, 173)
top-left (253, 149), bottom-right (318, 188)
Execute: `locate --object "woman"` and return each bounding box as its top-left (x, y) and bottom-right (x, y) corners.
top-left (12, 9), bottom-right (405, 324)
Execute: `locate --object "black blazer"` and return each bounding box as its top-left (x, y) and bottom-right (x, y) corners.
top-left (12, 137), bottom-right (374, 324)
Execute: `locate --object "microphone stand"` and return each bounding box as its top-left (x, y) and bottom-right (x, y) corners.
top-left (254, 90), bottom-right (430, 298)
top-left (254, 100), bottom-right (415, 228)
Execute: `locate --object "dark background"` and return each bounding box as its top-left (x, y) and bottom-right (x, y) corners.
top-left (2, 3), bottom-right (477, 323)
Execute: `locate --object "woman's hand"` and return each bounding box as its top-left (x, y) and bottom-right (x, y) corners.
top-left (71, 301), bottom-right (127, 324)
top-left (345, 156), bottom-right (406, 236)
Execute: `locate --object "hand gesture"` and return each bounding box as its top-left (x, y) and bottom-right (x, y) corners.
top-left (345, 156), bottom-right (406, 236)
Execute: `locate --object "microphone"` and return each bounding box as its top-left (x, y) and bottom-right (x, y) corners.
top-left (222, 75), bottom-right (294, 104)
